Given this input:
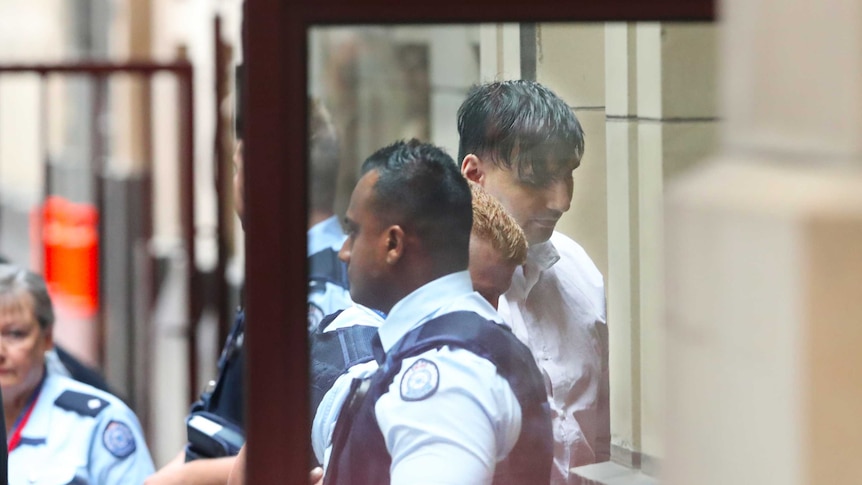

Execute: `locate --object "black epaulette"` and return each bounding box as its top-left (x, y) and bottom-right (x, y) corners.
top-left (54, 390), bottom-right (111, 417)
top-left (309, 247), bottom-right (349, 290)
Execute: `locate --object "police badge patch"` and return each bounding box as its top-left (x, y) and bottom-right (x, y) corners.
top-left (103, 420), bottom-right (136, 459)
top-left (400, 358), bottom-right (439, 401)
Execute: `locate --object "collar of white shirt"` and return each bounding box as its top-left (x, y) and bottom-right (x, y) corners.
top-left (307, 215), bottom-right (346, 256)
top-left (378, 270), bottom-right (500, 351)
top-left (322, 304), bottom-right (384, 332)
top-left (517, 234), bottom-right (561, 297)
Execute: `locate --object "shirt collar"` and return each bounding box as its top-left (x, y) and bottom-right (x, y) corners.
top-left (517, 234), bottom-right (560, 293)
top-left (379, 271), bottom-right (487, 351)
top-left (20, 371), bottom-right (58, 441)
top-left (323, 304), bottom-right (385, 332)
top-left (527, 235), bottom-right (561, 271)
top-left (307, 215), bottom-right (346, 256)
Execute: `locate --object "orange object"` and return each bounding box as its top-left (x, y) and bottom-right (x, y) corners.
top-left (36, 196), bottom-right (99, 317)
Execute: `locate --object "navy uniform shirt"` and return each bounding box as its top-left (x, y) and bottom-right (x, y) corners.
top-left (9, 372), bottom-right (154, 484)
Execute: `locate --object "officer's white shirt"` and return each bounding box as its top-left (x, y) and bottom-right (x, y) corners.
top-left (307, 215), bottom-right (347, 257)
top-left (497, 231), bottom-right (608, 484)
top-left (314, 271), bottom-right (522, 485)
top-left (9, 371), bottom-right (155, 484)
top-left (321, 303), bottom-right (383, 333)
top-left (307, 215), bottom-right (353, 327)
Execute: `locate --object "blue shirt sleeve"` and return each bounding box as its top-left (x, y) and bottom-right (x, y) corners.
top-left (89, 401), bottom-right (155, 483)
top-left (375, 347), bottom-right (522, 485)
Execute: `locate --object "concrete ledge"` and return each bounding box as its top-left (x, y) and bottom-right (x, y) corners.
top-left (572, 461), bottom-right (659, 485)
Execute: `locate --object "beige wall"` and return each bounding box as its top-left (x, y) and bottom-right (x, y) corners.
top-left (538, 23), bottom-right (609, 282)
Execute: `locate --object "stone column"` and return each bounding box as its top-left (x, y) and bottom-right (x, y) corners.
top-left (664, 0), bottom-right (862, 483)
top-left (576, 21), bottom-right (719, 485)
top-left (536, 22), bottom-right (609, 279)
top-left (478, 23), bottom-right (521, 82)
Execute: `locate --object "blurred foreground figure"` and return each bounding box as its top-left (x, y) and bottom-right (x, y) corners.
top-left (0, 264), bottom-right (154, 484)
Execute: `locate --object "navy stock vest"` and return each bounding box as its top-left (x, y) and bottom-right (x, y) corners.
top-left (325, 311), bottom-right (553, 485)
top-left (309, 247), bottom-right (350, 294)
top-left (309, 310), bottom-right (379, 468)
top-left (192, 309), bottom-right (246, 428)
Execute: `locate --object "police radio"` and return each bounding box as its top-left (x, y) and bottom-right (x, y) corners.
top-left (185, 411), bottom-right (245, 461)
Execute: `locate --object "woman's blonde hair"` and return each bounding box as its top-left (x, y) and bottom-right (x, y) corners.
top-left (0, 264), bottom-right (55, 330)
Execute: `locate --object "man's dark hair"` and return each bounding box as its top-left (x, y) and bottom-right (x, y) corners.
top-left (309, 99), bottom-right (341, 212)
top-left (361, 139), bottom-right (472, 270)
top-left (457, 80), bottom-right (585, 186)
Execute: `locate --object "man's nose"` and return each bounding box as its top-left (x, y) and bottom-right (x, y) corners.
top-left (546, 179), bottom-right (572, 213)
top-left (338, 239), bottom-right (350, 263)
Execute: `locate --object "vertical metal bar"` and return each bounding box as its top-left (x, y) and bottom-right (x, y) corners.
top-left (519, 23), bottom-right (538, 81)
top-left (91, 74), bottom-right (107, 368)
top-left (135, 71), bottom-right (155, 437)
top-left (213, 15), bottom-right (230, 353)
top-left (178, 60), bottom-right (199, 405)
top-left (40, 73), bottom-right (51, 201)
top-left (38, 73), bottom-right (51, 274)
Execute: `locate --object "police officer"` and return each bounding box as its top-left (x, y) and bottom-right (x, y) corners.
top-left (0, 264), bottom-right (154, 484)
top-left (311, 179), bottom-right (531, 471)
top-left (320, 140), bottom-right (553, 485)
top-left (147, 96), bottom-right (354, 484)
top-left (307, 98), bottom-right (353, 330)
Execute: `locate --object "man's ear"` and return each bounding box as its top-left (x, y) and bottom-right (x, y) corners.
top-left (461, 154), bottom-right (485, 184)
top-left (384, 225), bottom-right (405, 265)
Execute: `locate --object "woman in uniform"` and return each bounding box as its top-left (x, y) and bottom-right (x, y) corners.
top-left (0, 263), bottom-right (154, 484)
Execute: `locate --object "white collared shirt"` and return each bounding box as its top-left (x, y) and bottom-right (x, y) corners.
top-left (314, 271), bottom-right (523, 485)
top-left (307, 215), bottom-right (353, 328)
top-left (307, 215), bottom-right (347, 256)
top-left (497, 231), bottom-right (609, 484)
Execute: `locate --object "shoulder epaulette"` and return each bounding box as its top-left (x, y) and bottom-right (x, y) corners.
top-left (54, 390), bottom-right (111, 417)
top-left (309, 247), bottom-right (350, 289)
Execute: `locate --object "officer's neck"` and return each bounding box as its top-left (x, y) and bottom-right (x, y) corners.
top-left (4, 375), bottom-right (42, 435)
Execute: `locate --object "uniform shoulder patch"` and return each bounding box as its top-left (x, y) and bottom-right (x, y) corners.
top-left (399, 358), bottom-right (439, 402)
top-left (103, 420), bottom-right (137, 459)
top-left (54, 390), bottom-right (110, 417)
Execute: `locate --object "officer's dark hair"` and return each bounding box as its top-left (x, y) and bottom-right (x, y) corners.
top-left (0, 264), bottom-right (55, 331)
top-left (309, 98), bottom-right (341, 212)
top-left (360, 139), bottom-right (472, 270)
top-left (457, 80), bottom-right (585, 186)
